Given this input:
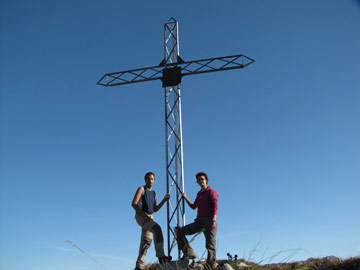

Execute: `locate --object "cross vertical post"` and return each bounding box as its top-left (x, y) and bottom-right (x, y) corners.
top-left (162, 18), bottom-right (186, 256)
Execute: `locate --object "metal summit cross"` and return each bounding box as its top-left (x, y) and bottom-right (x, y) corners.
top-left (97, 17), bottom-right (255, 256)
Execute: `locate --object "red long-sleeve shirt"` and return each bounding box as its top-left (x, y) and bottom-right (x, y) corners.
top-left (191, 186), bottom-right (218, 218)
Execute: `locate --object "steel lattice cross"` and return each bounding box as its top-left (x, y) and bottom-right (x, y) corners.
top-left (97, 54), bottom-right (255, 87)
top-left (97, 17), bottom-right (255, 257)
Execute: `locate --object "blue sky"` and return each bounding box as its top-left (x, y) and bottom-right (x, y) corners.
top-left (1, 1), bottom-right (359, 270)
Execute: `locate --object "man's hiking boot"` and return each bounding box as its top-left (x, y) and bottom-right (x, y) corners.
top-left (181, 253), bottom-right (196, 260)
top-left (159, 255), bottom-right (172, 264)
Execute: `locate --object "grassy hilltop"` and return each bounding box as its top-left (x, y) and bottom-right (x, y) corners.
top-left (146, 256), bottom-right (360, 270)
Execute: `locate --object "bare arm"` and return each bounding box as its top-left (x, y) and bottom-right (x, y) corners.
top-left (131, 187), bottom-right (149, 219)
top-left (154, 193), bottom-right (170, 212)
top-left (182, 192), bottom-right (196, 210)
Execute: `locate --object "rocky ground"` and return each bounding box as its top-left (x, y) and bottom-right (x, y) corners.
top-left (215, 256), bottom-right (360, 270)
top-left (147, 256), bottom-right (360, 270)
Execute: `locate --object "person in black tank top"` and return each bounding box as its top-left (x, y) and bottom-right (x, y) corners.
top-left (131, 172), bottom-right (172, 270)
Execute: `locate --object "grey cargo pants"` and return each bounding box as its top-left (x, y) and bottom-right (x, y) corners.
top-left (135, 214), bottom-right (165, 268)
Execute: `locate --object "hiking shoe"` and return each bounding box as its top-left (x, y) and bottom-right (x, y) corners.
top-left (159, 256), bottom-right (172, 264)
top-left (181, 253), bottom-right (196, 260)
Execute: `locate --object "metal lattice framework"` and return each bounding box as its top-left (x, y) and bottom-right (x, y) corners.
top-left (97, 17), bottom-right (255, 257)
top-left (97, 54), bottom-right (255, 87)
top-left (162, 18), bottom-right (185, 255)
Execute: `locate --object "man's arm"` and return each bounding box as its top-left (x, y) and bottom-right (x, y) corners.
top-left (131, 187), bottom-right (150, 220)
top-left (154, 193), bottom-right (170, 212)
top-left (210, 189), bottom-right (218, 228)
top-left (182, 192), bottom-right (197, 210)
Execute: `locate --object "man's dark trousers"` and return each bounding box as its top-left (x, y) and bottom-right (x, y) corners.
top-left (176, 216), bottom-right (217, 268)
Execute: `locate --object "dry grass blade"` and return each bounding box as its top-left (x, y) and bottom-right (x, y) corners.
top-left (63, 240), bottom-right (108, 270)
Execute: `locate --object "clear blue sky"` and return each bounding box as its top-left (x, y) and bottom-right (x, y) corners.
top-left (1, 1), bottom-right (359, 270)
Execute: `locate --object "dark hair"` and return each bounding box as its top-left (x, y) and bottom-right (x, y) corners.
top-left (144, 172), bottom-right (155, 180)
top-left (196, 172), bottom-right (208, 182)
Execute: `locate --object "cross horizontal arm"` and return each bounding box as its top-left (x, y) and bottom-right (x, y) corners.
top-left (97, 65), bottom-right (164, 87)
top-left (180, 54), bottom-right (255, 78)
top-left (97, 54), bottom-right (255, 87)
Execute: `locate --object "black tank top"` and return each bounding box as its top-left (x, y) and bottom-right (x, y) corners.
top-left (141, 186), bottom-right (156, 214)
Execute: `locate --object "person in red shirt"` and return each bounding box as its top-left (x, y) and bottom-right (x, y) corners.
top-left (176, 172), bottom-right (219, 270)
